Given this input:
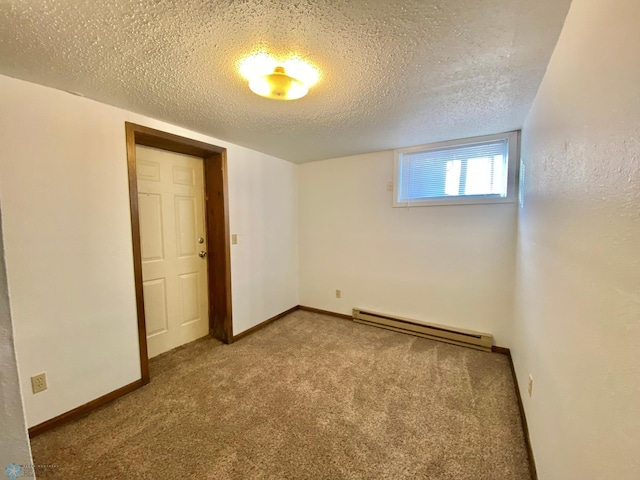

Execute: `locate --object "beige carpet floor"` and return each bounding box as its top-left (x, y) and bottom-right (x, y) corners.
top-left (30, 310), bottom-right (531, 479)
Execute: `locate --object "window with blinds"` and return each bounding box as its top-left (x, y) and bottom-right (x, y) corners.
top-left (393, 131), bottom-right (519, 207)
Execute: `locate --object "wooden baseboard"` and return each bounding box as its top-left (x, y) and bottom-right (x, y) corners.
top-left (232, 305), bottom-right (352, 342)
top-left (232, 305), bottom-right (299, 342)
top-left (28, 379), bottom-right (144, 438)
top-left (298, 305), bottom-right (353, 320)
top-left (495, 347), bottom-right (538, 480)
top-left (491, 345), bottom-right (511, 355)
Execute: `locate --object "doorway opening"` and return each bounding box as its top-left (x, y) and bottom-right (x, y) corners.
top-left (125, 122), bottom-right (232, 384)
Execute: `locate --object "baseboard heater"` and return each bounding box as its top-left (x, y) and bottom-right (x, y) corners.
top-left (352, 308), bottom-right (493, 352)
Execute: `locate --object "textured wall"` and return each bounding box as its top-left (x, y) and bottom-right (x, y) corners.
top-left (513, 0), bottom-right (640, 478)
top-left (299, 150), bottom-right (517, 345)
top-left (0, 209), bottom-right (33, 468)
top-left (0, 74), bottom-right (298, 428)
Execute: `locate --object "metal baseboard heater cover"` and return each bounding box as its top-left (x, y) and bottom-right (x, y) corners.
top-left (352, 308), bottom-right (493, 352)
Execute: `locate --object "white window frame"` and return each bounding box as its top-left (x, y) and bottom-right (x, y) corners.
top-left (393, 131), bottom-right (520, 207)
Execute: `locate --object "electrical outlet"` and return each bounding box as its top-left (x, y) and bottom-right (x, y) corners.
top-left (31, 373), bottom-right (47, 394)
top-left (528, 374), bottom-right (533, 397)
top-left (335, 289), bottom-right (341, 299)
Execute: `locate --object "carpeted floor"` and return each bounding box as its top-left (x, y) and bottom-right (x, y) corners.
top-left (30, 310), bottom-right (531, 479)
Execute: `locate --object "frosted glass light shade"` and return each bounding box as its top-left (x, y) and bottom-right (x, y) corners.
top-left (248, 67), bottom-right (309, 100)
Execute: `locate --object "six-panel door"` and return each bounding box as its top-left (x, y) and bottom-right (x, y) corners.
top-left (136, 145), bottom-right (209, 358)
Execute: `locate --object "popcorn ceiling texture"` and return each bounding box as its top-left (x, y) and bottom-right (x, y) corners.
top-left (0, 0), bottom-right (571, 162)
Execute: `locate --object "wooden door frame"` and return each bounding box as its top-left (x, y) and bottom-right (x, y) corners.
top-left (125, 122), bottom-right (233, 384)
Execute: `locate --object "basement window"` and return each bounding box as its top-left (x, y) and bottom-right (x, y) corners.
top-left (393, 131), bottom-right (519, 207)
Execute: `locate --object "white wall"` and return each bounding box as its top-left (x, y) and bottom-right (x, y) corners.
top-left (0, 209), bottom-right (33, 468)
top-left (0, 74), bottom-right (298, 428)
top-left (298, 150), bottom-right (517, 345)
top-left (513, 0), bottom-right (640, 478)
top-left (228, 144), bottom-right (299, 334)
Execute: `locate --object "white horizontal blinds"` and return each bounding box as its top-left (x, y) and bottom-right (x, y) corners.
top-left (399, 139), bottom-right (509, 202)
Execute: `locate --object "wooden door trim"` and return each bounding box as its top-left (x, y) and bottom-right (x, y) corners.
top-left (125, 122), bottom-right (233, 385)
top-left (204, 150), bottom-right (233, 342)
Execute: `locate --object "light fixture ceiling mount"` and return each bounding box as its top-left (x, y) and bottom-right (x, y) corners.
top-left (239, 52), bottom-right (319, 101)
top-left (249, 66), bottom-right (308, 101)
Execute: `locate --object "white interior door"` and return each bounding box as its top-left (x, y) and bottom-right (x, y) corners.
top-left (136, 145), bottom-right (209, 358)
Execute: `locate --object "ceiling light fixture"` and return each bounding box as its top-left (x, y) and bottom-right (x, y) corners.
top-left (239, 52), bottom-right (319, 101)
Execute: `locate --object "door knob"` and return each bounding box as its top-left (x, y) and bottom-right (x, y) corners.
top-left (199, 251), bottom-right (207, 258)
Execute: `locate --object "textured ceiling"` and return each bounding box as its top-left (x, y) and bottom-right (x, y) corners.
top-left (0, 0), bottom-right (571, 163)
